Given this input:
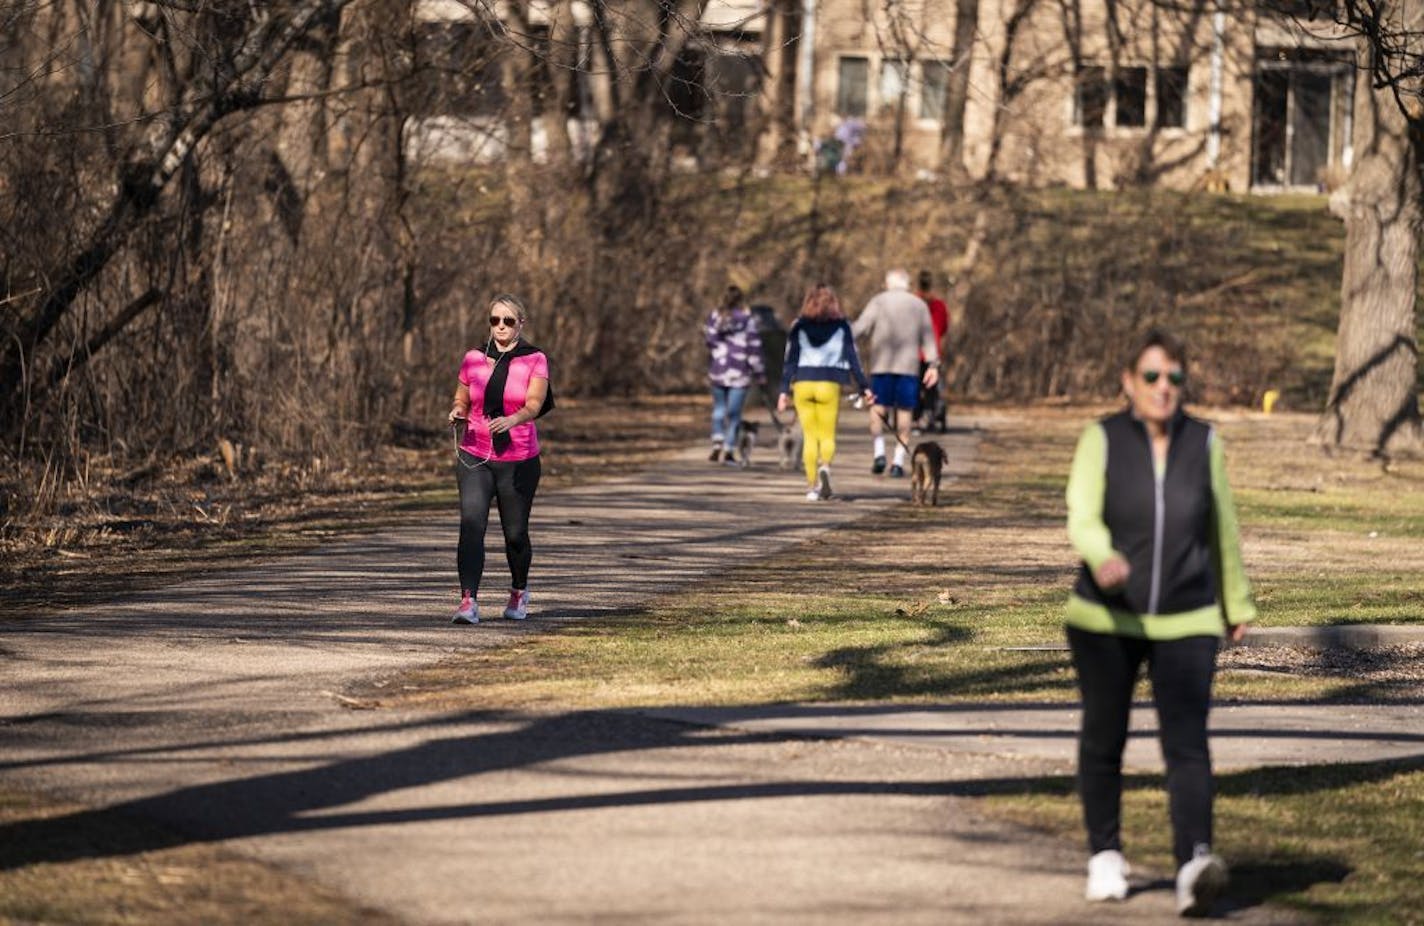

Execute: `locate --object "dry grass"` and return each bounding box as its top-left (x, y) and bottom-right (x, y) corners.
top-left (0, 790), bottom-right (399, 925)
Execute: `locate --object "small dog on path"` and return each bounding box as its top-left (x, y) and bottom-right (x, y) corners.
top-left (776, 421), bottom-right (802, 471)
top-left (910, 441), bottom-right (946, 506)
top-left (732, 420), bottom-right (759, 468)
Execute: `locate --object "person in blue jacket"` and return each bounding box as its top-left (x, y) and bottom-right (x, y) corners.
top-left (776, 284), bottom-right (873, 500)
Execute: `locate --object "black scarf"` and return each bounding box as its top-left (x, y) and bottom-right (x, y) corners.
top-left (482, 338), bottom-right (555, 454)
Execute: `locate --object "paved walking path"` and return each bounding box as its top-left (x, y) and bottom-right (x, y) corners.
top-left (2, 414), bottom-right (1415, 923)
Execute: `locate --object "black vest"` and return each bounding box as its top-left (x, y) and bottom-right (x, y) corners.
top-left (1073, 409), bottom-right (1218, 616)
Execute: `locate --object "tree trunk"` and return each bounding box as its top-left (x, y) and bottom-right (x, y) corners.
top-left (939, 0), bottom-right (980, 175)
top-left (1315, 16), bottom-right (1422, 458)
top-left (983, 0), bottom-right (1036, 180)
top-left (543, 0), bottom-right (580, 167)
top-left (498, 0), bottom-right (538, 236)
top-left (754, 0), bottom-right (801, 167)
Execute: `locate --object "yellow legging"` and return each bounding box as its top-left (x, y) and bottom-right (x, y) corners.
top-left (792, 380), bottom-right (842, 485)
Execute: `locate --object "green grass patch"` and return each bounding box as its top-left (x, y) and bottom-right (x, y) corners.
top-left (983, 759), bottom-right (1424, 924)
top-left (1254, 572), bottom-right (1424, 625)
top-left (388, 589), bottom-right (1078, 710)
top-left (1237, 486), bottom-right (1424, 538)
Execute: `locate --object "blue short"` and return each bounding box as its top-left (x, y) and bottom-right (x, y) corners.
top-left (871, 373), bottom-right (919, 410)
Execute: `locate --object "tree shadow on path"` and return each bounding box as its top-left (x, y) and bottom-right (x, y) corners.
top-left (3, 709), bottom-right (1405, 922)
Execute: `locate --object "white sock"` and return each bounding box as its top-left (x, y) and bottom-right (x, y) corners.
top-left (873, 436), bottom-right (886, 459)
top-left (893, 445), bottom-right (908, 468)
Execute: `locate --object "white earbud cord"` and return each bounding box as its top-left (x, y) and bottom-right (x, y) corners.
top-left (453, 336), bottom-right (512, 470)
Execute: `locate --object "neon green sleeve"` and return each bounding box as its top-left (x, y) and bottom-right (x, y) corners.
top-left (1209, 432), bottom-right (1257, 625)
top-left (1065, 423), bottom-right (1118, 571)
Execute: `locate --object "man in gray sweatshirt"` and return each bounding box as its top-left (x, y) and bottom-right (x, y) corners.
top-left (852, 268), bottom-right (941, 476)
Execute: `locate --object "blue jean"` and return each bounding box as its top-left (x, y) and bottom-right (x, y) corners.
top-left (710, 385), bottom-right (749, 449)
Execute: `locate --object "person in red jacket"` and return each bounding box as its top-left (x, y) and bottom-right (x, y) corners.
top-left (914, 270), bottom-right (950, 432)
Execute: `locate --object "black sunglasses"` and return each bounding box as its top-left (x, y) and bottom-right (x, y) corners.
top-left (1141, 369), bottom-right (1185, 386)
top-left (489, 315), bottom-right (520, 327)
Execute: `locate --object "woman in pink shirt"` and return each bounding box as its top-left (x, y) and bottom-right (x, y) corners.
top-left (447, 294), bottom-right (553, 624)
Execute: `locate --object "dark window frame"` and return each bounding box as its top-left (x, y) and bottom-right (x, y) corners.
top-left (1155, 66), bottom-right (1189, 128)
top-left (1074, 66), bottom-right (1108, 129)
top-left (1074, 63), bottom-right (1191, 132)
top-left (836, 56), bottom-right (870, 117)
top-left (1114, 67), bottom-right (1148, 127)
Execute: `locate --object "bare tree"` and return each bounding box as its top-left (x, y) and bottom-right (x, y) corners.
top-left (0, 0), bottom-right (356, 431)
top-left (939, 0), bottom-right (981, 174)
top-left (755, 0), bottom-right (802, 167)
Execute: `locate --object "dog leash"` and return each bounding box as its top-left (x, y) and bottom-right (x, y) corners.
top-left (855, 397), bottom-right (914, 454)
top-left (759, 384), bottom-right (791, 430)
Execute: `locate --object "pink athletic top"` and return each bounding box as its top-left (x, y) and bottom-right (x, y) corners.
top-left (457, 348), bottom-right (549, 462)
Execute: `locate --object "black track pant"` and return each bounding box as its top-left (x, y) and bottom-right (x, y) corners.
top-left (1067, 626), bottom-right (1219, 867)
top-left (456, 454), bottom-right (541, 594)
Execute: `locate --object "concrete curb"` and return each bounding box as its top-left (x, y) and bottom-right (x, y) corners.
top-left (1239, 623), bottom-right (1424, 649)
top-left (1000, 624), bottom-right (1424, 653)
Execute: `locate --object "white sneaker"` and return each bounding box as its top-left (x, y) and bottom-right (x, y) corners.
top-left (805, 488), bottom-right (820, 501)
top-left (1085, 849), bottom-right (1130, 902)
top-left (503, 588), bottom-right (530, 620)
top-left (452, 592), bottom-right (478, 624)
top-left (1176, 849), bottom-right (1227, 917)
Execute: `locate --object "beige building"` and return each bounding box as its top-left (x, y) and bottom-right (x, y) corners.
top-left (801, 0), bottom-right (1356, 191)
top-left (412, 0), bottom-right (1356, 192)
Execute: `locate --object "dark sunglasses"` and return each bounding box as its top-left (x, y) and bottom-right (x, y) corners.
top-left (1141, 369), bottom-right (1185, 386)
top-left (489, 315), bottom-right (520, 327)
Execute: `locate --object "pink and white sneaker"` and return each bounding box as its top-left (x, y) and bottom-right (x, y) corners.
top-left (504, 588), bottom-right (530, 620)
top-left (452, 592), bottom-right (478, 624)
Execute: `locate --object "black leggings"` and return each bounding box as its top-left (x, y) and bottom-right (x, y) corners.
top-left (1067, 626), bottom-right (1219, 867)
top-left (456, 453), bottom-right (541, 594)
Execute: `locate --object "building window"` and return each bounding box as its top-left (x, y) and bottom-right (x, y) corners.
top-left (1114, 67), bottom-right (1147, 127)
top-left (1156, 66), bottom-right (1189, 128)
top-left (837, 57), bottom-right (869, 117)
top-left (1252, 50), bottom-right (1352, 188)
top-left (920, 60), bottom-right (950, 120)
top-left (664, 47), bottom-right (707, 122)
top-left (1074, 66), bottom-right (1108, 128)
top-left (1075, 64), bottom-right (1183, 130)
top-left (1258, 0), bottom-right (1333, 19)
top-left (880, 58), bottom-right (909, 113)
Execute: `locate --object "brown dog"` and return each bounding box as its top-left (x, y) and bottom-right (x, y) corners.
top-left (910, 441), bottom-right (946, 506)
